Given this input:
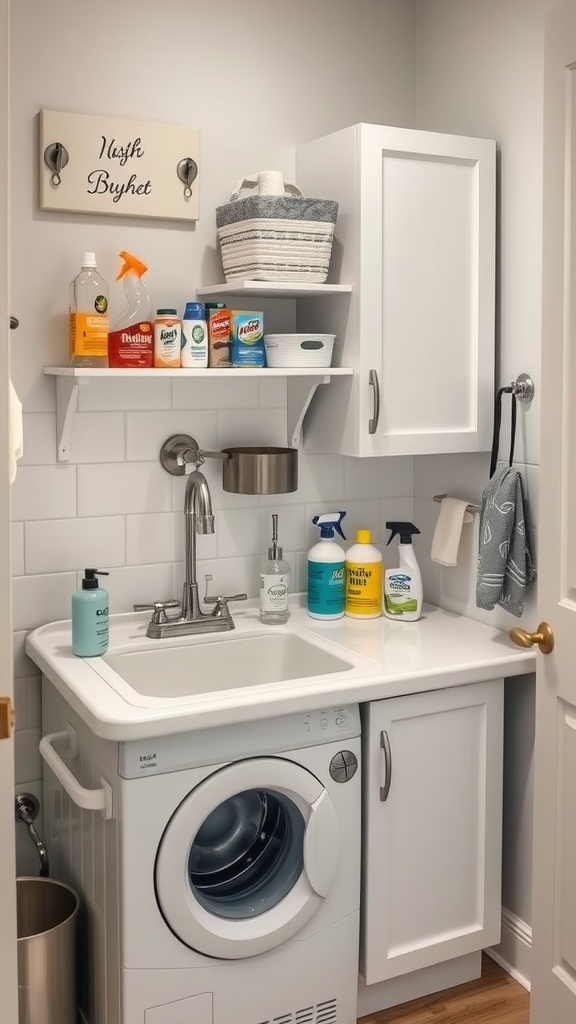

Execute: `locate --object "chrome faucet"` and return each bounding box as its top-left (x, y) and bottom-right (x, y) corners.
top-left (136, 434), bottom-right (247, 639)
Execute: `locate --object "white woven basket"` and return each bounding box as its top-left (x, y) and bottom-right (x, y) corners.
top-left (264, 334), bottom-right (335, 368)
top-left (216, 173), bottom-right (338, 284)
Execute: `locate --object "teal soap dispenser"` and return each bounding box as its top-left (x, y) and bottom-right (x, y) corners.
top-left (72, 568), bottom-right (109, 656)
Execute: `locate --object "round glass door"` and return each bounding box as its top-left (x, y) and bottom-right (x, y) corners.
top-left (189, 787), bottom-right (305, 920)
top-left (155, 757), bottom-right (340, 959)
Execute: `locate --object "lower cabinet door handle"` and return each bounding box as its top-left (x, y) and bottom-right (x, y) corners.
top-left (380, 729), bottom-right (392, 801)
top-left (369, 369), bottom-right (380, 434)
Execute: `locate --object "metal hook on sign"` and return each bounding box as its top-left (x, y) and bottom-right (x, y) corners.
top-left (177, 157), bottom-right (198, 200)
top-left (44, 141), bottom-right (69, 187)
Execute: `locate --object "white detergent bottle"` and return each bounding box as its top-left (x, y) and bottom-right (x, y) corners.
top-left (383, 521), bottom-right (423, 621)
top-left (307, 512), bottom-right (347, 620)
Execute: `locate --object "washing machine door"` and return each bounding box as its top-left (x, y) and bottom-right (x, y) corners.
top-left (154, 756), bottom-right (339, 959)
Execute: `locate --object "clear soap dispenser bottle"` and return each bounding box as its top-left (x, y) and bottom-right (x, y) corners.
top-left (259, 514), bottom-right (291, 624)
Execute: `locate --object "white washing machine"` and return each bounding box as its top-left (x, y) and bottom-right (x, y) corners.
top-left (41, 684), bottom-right (361, 1024)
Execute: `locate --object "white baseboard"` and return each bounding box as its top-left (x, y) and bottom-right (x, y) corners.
top-left (487, 906), bottom-right (532, 991)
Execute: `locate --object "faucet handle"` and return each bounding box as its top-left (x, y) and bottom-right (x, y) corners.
top-left (203, 574), bottom-right (247, 611)
top-left (134, 600), bottom-right (181, 625)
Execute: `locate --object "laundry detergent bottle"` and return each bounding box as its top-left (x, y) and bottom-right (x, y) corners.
top-left (384, 521), bottom-right (422, 621)
top-left (108, 251), bottom-right (154, 367)
top-left (345, 528), bottom-right (383, 619)
top-left (307, 512), bottom-right (346, 620)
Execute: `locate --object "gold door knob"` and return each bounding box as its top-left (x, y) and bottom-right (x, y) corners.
top-left (509, 622), bottom-right (554, 654)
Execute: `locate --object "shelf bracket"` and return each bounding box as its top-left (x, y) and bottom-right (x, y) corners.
top-left (56, 375), bottom-right (87, 462)
top-left (287, 376), bottom-right (331, 448)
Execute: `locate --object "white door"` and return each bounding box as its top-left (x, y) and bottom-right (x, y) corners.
top-left (0, 0), bottom-right (19, 1019)
top-left (530, 1), bottom-right (576, 1020)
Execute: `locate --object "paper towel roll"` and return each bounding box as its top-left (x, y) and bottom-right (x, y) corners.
top-left (431, 497), bottom-right (473, 566)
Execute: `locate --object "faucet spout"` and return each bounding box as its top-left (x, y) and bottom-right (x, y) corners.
top-left (182, 469), bottom-right (214, 619)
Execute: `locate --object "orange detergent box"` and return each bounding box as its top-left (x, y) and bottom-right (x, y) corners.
top-left (230, 311), bottom-right (265, 367)
top-left (207, 305), bottom-right (231, 367)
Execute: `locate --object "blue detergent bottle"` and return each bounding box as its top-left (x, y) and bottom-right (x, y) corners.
top-left (307, 512), bottom-right (347, 620)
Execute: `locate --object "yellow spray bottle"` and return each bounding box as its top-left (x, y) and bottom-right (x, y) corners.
top-left (108, 251), bottom-right (154, 368)
top-left (345, 528), bottom-right (383, 619)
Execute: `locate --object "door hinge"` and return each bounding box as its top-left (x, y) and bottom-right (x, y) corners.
top-left (0, 697), bottom-right (14, 739)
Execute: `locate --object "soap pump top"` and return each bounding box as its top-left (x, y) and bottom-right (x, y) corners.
top-left (81, 568), bottom-right (109, 589)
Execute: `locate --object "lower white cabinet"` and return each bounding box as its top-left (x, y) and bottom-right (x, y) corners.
top-left (360, 679), bottom-right (503, 985)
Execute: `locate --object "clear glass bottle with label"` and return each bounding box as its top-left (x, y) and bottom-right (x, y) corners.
top-left (69, 252), bottom-right (109, 367)
top-left (259, 513), bottom-right (291, 624)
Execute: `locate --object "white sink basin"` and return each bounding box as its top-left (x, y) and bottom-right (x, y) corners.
top-left (103, 631), bottom-right (354, 699)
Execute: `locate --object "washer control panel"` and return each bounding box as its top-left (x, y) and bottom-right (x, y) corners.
top-left (119, 704), bottom-right (361, 779)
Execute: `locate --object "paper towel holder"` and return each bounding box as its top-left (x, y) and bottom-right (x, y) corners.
top-left (433, 494), bottom-right (481, 515)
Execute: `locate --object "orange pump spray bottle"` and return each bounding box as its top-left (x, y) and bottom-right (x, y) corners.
top-left (108, 251), bottom-right (154, 367)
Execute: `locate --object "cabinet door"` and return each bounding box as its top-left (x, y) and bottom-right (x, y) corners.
top-left (360, 679), bottom-right (503, 985)
top-left (296, 123), bottom-right (496, 456)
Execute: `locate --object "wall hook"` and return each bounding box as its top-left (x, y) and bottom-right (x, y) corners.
top-left (510, 372), bottom-right (535, 403)
top-left (177, 157), bottom-right (198, 199)
top-left (43, 141), bottom-right (69, 187)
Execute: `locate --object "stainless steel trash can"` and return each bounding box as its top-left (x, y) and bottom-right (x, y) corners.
top-left (17, 876), bottom-right (79, 1024)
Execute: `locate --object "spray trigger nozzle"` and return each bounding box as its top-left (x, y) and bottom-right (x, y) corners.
top-left (386, 521), bottom-right (421, 545)
top-left (312, 511), bottom-right (346, 540)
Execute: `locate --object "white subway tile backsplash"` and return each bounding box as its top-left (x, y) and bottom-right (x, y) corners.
top-left (24, 676), bottom-right (42, 729)
top-left (21, 413), bottom-right (57, 464)
top-left (261, 453), bottom-right (345, 508)
top-left (11, 523), bottom-right (24, 576)
top-left (24, 516), bottom-right (125, 574)
top-left (218, 409), bottom-right (288, 449)
top-left (12, 631), bottom-right (37, 679)
top-left (413, 452), bottom-right (490, 502)
top-left (126, 410), bottom-right (218, 461)
top-left (77, 376), bottom-right (171, 411)
top-left (126, 512), bottom-right (183, 565)
top-left (216, 505), bottom-right (307, 560)
top-left (172, 377), bottom-right (259, 410)
top-left (13, 677), bottom-right (26, 732)
top-left (106, 563), bottom-right (175, 614)
top-left (77, 462), bottom-right (171, 516)
top-left (192, 555), bottom-right (261, 602)
top-left (12, 465), bottom-right (77, 521)
top-left (344, 455), bottom-right (414, 500)
top-left (259, 378), bottom-right (287, 408)
top-left (12, 572), bottom-right (76, 631)
top-left (69, 412), bottom-right (126, 463)
top-left (14, 727), bottom-right (42, 785)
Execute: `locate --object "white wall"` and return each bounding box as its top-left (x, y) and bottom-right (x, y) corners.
top-left (9, 0), bottom-right (548, 969)
top-left (10, 0), bottom-right (417, 872)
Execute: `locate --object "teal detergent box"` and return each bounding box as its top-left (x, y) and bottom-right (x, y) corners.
top-left (230, 311), bottom-right (265, 367)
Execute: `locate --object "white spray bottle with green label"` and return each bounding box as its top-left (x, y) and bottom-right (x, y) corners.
top-left (383, 522), bottom-right (422, 621)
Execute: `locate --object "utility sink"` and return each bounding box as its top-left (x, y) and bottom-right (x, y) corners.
top-left (103, 631), bottom-right (354, 699)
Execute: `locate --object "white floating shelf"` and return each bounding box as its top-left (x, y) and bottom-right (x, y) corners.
top-left (195, 281), bottom-right (352, 298)
top-left (44, 366), bottom-right (354, 461)
top-left (44, 366), bottom-right (353, 379)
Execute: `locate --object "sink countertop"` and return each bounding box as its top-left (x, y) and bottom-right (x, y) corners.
top-left (25, 598), bottom-right (536, 740)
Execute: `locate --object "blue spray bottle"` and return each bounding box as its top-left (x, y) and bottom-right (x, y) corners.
top-left (307, 512), bottom-right (347, 620)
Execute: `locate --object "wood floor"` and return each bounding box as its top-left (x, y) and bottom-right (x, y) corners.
top-left (359, 955), bottom-right (530, 1024)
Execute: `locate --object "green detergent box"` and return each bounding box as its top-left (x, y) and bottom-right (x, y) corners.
top-left (230, 311), bottom-right (265, 367)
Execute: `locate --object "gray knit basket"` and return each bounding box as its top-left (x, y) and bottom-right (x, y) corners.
top-left (216, 175), bottom-right (338, 284)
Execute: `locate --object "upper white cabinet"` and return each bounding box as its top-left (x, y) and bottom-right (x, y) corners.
top-left (296, 123), bottom-right (496, 456)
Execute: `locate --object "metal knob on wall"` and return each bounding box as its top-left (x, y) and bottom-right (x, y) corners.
top-left (10, 316), bottom-right (19, 330)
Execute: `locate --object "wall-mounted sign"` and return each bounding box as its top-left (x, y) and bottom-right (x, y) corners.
top-left (39, 109), bottom-right (200, 221)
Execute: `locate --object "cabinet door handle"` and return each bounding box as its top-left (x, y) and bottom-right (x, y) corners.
top-left (379, 729), bottom-right (392, 801)
top-left (369, 369), bottom-right (380, 434)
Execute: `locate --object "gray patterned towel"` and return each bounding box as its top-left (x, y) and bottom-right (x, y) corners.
top-left (476, 463), bottom-right (536, 617)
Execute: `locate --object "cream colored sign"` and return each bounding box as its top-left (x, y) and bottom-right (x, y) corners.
top-left (39, 109), bottom-right (200, 221)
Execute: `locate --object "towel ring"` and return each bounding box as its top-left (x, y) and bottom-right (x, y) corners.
top-left (510, 373), bottom-right (535, 403)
